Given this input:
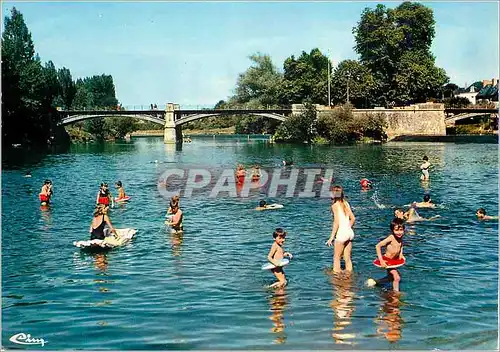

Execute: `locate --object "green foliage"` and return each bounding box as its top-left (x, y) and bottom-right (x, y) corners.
top-left (105, 116), bottom-right (138, 139)
top-left (331, 60), bottom-right (376, 107)
top-left (443, 97), bottom-right (471, 108)
top-left (274, 103), bottom-right (317, 143)
top-left (316, 106), bottom-right (353, 144)
top-left (279, 48), bottom-right (330, 106)
top-left (353, 2), bottom-right (448, 106)
top-left (57, 67), bottom-right (76, 109)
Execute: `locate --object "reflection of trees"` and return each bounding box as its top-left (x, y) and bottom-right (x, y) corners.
top-left (170, 231), bottom-right (184, 257)
top-left (330, 272), bottom-right (356, 345)
top-left (268, 286), bottom-right (288, 344)
top-left (376, 291), bottom-right (404, 343)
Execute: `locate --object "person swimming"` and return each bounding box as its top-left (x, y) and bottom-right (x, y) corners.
top-left (394, 207), bottom-right (440, 223)
top-left (39, 179), bottom-right (53, 205)
top-left (476, 208), bottom-right (499, 220)
top-left (25, 170), bottom-right (32, 178)
top-left (255, 200), bottom-right (284, 211)
top-left (360, 178), bottom-right (373, 190)
top-left (413, 194), bottom-right (436, 208)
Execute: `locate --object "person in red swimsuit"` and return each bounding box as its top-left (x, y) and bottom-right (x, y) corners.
top-left (39, 179), bottom-right (53, 205)
top-left (96, 183), bottom-right (114, 209)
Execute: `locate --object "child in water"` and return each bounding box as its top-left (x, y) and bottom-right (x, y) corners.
top-left (420, 156), bottom-right (430, 181)
top-left (476, 208), bottom-right (499, 220)
top-left (255, 200), bottom-right (283, 211)
top-left (367, 218), bottom-right (406, 292)
top-left (413, 194), bottom-right (436, 208)
top-left (267, 228), bottom-right (293, 288)
top-left (165, 199), bottom-right (183, 234)
top-left (39, 179), bottom-right (53, 205)
top-left (115, 181), bottom-right (127, 200)
top-left (394, 207), bottom-right (440, 223)
top-left (96, 183), bottom-right (114, 209)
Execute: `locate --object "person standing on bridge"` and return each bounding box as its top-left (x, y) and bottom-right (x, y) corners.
top-left (420, 156), bottom-right (430, 181)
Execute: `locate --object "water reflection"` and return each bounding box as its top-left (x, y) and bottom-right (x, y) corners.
top-left (268, 286), bottom-right (288, 344)
top-left (40, 206), bottom-right (53, 230)
top-left (170, 231), bottom-right (184, 257)
top-left (375, 291), bottom-right (404, 343)
top-left (329, 272), bottom-right (356, 345)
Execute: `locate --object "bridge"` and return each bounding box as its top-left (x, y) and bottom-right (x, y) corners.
top-left (57, 104), bottom-right (293, 143)
top-left (444, 107), bottom-right (498, 126)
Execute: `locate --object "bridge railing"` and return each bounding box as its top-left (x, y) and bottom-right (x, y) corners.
top-left (60, 104), bottom-right (293, 112)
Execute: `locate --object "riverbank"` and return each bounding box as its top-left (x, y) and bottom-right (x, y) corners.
top-left (390, 134), bottom-right (498, 143)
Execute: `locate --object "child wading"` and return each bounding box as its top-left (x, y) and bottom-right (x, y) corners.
top-left (368, 218), bottom-right (406, 292)
top-left (267, 228), bottom-right (293, 288)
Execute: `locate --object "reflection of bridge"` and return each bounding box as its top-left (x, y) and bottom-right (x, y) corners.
top-left (444, 108), bottom-right (498, 126)
top-left (57, 104), bottom-right (293, 143)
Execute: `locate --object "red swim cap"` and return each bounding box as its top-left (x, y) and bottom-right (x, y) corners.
top-left (360, 179), bottom-right (370, 187)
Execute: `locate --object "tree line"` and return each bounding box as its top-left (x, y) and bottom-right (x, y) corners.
top-left (192, 1), bottom-right (457, 140)
top-left (1, 7), bottom-right (127, 147)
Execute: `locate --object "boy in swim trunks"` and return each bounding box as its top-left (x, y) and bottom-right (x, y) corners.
top-left (369, 218), bottom-right (406, 292)
top-left (476, 208), bottom-right (499, 220)
top-left (413, 194), bottom-right (436, 208)
top-left (267, 228), bottom-right (293, 288)
top-left (115, 181), bottom-right (126, 200)
top-left (166, 200), bottom-right (183, 234)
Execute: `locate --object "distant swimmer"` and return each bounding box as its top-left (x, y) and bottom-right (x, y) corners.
top-left (235, 164), bottom-right (246, 184)
top-left (360, 178), bottom-right (373, 190)
top-left (165, 198), bottom-right (183, 234)
top-left (255, 200), bottom-right (284, 211)
top-left (266, 228), bottom-right (293, 288)
top-left (96, 183), bottom-right (114, 209)
top-left (326, 185), bottom-right (356, 273)
top-left (251, 165), bottom-right (261, 182)
top-left (39, 179), bottom-right (53, 206)
top-left (282, 160), bottom-right (293, 166)
top-left (476, 208), bottom-right (499, 221)
top-left (367, 218), bottom-right (406, 292)
top-left (115, 181), bottom-right (127, 200)
top-left (413, 194), bottom-right (436, 208)
top-left (394, 207), bottom-right (440, 223)
top-left (420, 156), bottom-right (430, 181)
top-left (24, 170), bottom-right (32, 178)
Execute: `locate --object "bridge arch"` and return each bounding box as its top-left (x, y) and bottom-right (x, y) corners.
top-left (175, 112), bottom-right (287, 126)
top-left (58, 114), bottom-right (165, 126)
top-left (445, 112), bottom-right (497, 125)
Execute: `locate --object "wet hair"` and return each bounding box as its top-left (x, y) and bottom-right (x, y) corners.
top-left (44, 179), bottom-right (52, 185)
top-left (273, 228), bottom-right (287, 239)
top-left (116, 181), bottom-right (122, 187)
top-left (93, 204), bottom-right (107, 217)
top-left (423, 155), bottom-right (429, 161)
top-left (423, 194), bottom-right (431, 202)
top-left (331, 185), bottom-right (349, 214)
top-left (477, 208), bottom-right (486, 215)
top-left (390, 218), bottom-right (405, 232)
top-left (259, 200), bottom-right (267, 207)
top-left (100, 183), bottom-right (108, 188)
top-left (169, 195), bottom-right (180, 207)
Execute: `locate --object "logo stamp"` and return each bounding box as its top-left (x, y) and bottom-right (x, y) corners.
top-left (9, 333), bottom-right (47, 347)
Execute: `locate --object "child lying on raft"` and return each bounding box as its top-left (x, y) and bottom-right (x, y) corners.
top-left (394, 207), bottom-right (440, 223)
top-left (255, 200), bottom-right (284, 211)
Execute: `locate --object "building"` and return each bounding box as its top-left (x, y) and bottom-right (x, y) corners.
top-left (455, 79), bottom-right (499, 105)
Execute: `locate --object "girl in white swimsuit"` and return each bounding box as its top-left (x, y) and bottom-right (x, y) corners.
top-left (326, 186), bottom-right (356, 273)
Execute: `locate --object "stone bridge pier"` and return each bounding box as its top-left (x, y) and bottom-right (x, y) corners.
top-left (164, 103), bottom-right (181, 144)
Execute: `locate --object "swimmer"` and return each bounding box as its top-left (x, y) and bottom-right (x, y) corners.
top-left (394, 207), bottom-right (441, 223)
top-left (267, 228), bottom-right (293, 288)
top-left (235, 164), bottom-right (246, 184)
top-left (251, 165), bottom-right (261, 182)
top-left (367, 218), bottom-right (406, 292)
top-left (167, 195), bottom-right (180, 215)
top-left (165, 199), bottom-right (183, 234)
top-left (326, 185), bottom-right (356, 273)
top-left (476, 208), bottom-right (499, 220)
top-left (96, 183), bottom-right (114, 209)
top-left (255, 200), bottom-right (283, 211)
top-left (420, 156), bottom-right (430, 181)
top-left (282, 160), bottom-right (293, 166)
top-left (115, 181), bottom-right (127, 200)
top-left (39, 179), bottom-right (53, 205)
top-left (24, 170), bottom-right (32, 178)
top-left (360, 178), bottom-right (373, 190)
top-left (413, 194), bottom-right (436, 208)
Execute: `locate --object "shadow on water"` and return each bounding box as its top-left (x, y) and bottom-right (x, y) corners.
top-left (2, 144), bottom-right (70, 170)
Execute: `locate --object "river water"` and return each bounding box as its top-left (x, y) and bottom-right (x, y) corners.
top-left (2, 136), bottom-right (498, 349)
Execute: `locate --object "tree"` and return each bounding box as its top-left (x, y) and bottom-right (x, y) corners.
top-left (353, 2), bottom-right (448, 105)
top-left (330, 60), bottom-right (376, 107)
top-left (279, 48), bottom-right (330, 105)
top-left (274, 103), bottom-right (317, 143)
top-left (58, 67), bottom-right (77, 109)
top-left (233, 53), bottom-right (283, 107)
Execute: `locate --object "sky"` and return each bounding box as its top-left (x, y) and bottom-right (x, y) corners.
top-left (2, 1), bottom-right (499, 108)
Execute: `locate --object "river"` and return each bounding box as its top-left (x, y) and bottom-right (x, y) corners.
top-left (2, 136), bottom-right (498, 349)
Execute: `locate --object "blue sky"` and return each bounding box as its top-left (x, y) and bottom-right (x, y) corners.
top-left (2, 1), bottom-right (499, 108)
